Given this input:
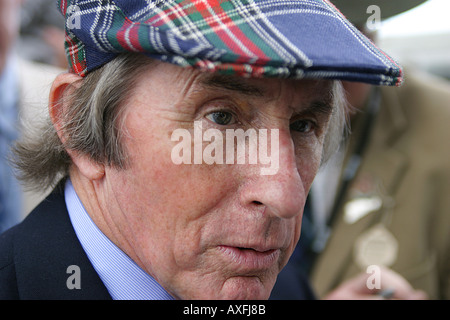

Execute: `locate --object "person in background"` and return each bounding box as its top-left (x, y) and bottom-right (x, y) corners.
top-left (0, 0), bottom-right (63, 226)
top-left (0, 0), bottom-right (24, 233)
top-left (272, 0), bottom-right (450, 300)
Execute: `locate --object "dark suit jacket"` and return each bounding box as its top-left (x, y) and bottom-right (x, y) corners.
top-left (0, 183), bottom-right (111, 299)
top-left (269, 262), bottom-right (316, 300)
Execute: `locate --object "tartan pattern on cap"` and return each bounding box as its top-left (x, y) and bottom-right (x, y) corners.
top-left (57, 0), bottom-right (403, 86)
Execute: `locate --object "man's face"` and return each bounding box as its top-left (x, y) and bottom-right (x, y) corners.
top-left (99, 61), bottom-right (334, 299)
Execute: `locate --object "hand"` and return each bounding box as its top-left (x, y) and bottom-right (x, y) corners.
top-left (324, 266), bottom-right (428, 300)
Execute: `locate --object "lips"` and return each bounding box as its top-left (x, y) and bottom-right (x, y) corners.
top-left (217, 245), bottom-right (280, 272)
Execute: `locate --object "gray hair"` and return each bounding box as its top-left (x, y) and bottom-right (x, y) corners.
top-left (13, 53), bottom-right (151, 191)
top-left (322, 80), bottom-right (348, 165)
top-left (12, 53), bottom-right (347, 192)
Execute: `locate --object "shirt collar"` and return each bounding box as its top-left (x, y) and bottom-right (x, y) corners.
top-left (65, 179), bottom-right (174, 300)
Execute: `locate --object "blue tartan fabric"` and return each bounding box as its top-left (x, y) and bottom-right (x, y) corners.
top-left (57, 0), bottom-right (403, 86)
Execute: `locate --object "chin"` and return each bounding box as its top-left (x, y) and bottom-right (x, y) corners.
top-left (211, 275), bottom-right (275, 300)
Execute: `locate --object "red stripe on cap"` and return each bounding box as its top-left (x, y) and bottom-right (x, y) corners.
top-left (117, 18), bottom-right (145, 52)
top-left (60, 0), bottom-right (67, 15)
top-left (193, 0), bottom-right (269, 64)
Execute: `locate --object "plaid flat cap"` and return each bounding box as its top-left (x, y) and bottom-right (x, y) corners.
top-left (57, 0), bottom-right (403, 86)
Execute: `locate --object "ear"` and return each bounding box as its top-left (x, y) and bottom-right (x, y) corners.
top-left (49, 72), bottom-right (105, 181)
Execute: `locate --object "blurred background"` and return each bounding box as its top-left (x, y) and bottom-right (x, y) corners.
top-left (18, 0), bottom-right (66, 69)
top-left (378, 0), bottom-right (450, 80)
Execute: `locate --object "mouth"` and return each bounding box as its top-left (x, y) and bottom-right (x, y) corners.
top-left (217, 245), bottom-right (280, 273)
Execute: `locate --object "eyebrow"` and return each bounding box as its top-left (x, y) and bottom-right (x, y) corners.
top-left (200, 74), bottom-right (335, 116)
top-left (306, 100), bottom-right (334, 115)
top-left (200, 74), bottom-right (265, 97)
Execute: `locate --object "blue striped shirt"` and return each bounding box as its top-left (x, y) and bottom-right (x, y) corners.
top-left (65, 179), bottom-right (174, 300)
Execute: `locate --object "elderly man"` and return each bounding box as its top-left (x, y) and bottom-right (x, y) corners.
top-left (0, 0), bottom-right (402, 300)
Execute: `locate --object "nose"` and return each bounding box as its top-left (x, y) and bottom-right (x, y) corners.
top-left (240, 129), bottom-right (306, 220)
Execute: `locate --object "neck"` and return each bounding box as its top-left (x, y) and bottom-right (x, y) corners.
top-left (68, 168), bottom-right (145, 268)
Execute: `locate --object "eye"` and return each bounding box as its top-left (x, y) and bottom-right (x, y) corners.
top-left (290, 119), bottom-right (315, 133)
top-left (205, 111), bottom-right (235, 126)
